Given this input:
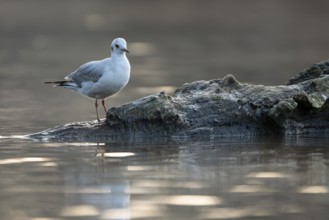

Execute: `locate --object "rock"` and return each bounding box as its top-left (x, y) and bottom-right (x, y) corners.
top-left (286, 60), bottom-right (329, 85)
top-left (29, 60), bottom-right (329, 141)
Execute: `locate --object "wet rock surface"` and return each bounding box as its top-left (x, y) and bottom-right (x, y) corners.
top-left (29, 60), bottom-right (329, 141)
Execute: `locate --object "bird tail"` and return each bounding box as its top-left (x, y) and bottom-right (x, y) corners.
top-left (44, 80), bottom-right (77, 89)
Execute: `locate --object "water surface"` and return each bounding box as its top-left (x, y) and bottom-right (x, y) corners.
top-left (1, 1), bottom-right (329, 219)
top-left (0, 138), bottom-right (329, 219)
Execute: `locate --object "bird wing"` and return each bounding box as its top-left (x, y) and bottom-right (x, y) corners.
top-left (65, 61), bottom-right (104, 87)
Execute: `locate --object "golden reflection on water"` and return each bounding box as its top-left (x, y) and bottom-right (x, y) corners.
top-left (100, 208), bottom-right (130, 220)
top-left (199, 205), bottom-right (303, 219)
top-left (229, 184), bottom-right (277, 193)
top-left (297, 185), bottom-right (329, 194)
top-left (247, 171), bottom-right (289, 178)
top-left (60, 205), bottom-right (99, 217)
top-left (101, 205), bottom-right (165, 219)
top-left (130, 200), bottom-right (166, 218)
top-left (126, 165), bottom-right (153, 171)
top-left (96, 152), bottom-right (136, 158)
top-left (200, 207), bottom-right (274, 219)
top-left (67, 142), bottom-right (105, 146)
top-left (163, 195), bottom-right (222, 206)
top-left (0, 157), bottom-right (52, 165)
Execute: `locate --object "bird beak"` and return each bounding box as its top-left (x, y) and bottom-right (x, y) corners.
top-left (122, 48), bottom-right (129, 53)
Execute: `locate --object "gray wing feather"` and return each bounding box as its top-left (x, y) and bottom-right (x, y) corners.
top-left (65, 61), bottom-right (103, 87)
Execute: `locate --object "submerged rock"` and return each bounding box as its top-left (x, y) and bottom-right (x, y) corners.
top-left (29, 60), bottom-right (329, 141)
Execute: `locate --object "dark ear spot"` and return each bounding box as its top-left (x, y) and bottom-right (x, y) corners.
top-left (111, 46), bottom-right (113, 51)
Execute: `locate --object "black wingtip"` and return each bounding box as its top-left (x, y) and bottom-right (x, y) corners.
top-left (44, 80), bottom-right (69, 86)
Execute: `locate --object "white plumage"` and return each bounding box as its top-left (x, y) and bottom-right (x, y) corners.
top-left (45, 38), bottom-right (131, 121)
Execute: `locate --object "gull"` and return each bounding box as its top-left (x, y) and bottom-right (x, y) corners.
top-left (45, 38), bottom-right (131, 122)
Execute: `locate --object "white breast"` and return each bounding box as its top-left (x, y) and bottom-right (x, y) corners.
top-left (79, 56), bottom-right (130, 100)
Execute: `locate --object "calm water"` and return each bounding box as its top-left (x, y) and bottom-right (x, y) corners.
top-left (1, 1), bottom-right (329, 219)
top-left (0, 138), bottom-right (329, 220)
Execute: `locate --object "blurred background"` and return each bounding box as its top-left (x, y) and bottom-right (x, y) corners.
top-left (1, 0), bottom-right (329, 134)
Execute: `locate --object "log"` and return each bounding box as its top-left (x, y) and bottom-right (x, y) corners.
top-left (29, 60), bottom-right (329, 141)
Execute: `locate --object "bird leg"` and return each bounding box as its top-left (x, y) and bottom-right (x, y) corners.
top-left (95, 99), bottom-right (100, 122)
top-left (101, 99), bottom-right (107, 113)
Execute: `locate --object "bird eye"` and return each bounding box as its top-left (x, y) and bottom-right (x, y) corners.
top-left (115, 44), bottom-right (119, 48)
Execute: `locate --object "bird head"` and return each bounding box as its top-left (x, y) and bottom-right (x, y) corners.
top-left (111, 38), bottom-right (129, 55)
